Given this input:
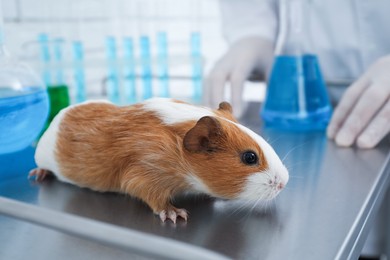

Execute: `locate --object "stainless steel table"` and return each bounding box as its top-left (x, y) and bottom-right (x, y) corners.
top-left (1, 102), bottom-right (389, 260)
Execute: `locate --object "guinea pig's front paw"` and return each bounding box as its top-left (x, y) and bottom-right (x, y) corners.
top-left (158, 207), bottom-right (188, 223)
top-left (28, 168), bottom-right (51, 182)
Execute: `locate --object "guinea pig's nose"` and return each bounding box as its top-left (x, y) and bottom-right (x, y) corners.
top-left (277, 182), bottom-right (285, 190)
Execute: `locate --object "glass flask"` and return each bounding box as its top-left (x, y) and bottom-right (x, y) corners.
top-left (0, 38), bottom-right (49, 154)
top-left (261, 0), bottom-right (332, 131)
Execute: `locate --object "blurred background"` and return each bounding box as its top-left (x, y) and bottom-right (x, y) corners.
top-left (1, 0), bottom-right (238, 104)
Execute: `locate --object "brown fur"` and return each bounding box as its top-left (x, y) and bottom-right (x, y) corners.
top-left (54, 101), bottom-right (268, 214)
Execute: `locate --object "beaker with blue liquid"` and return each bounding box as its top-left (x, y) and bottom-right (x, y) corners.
top-left (261, 0), bottom-right (332, 131)
top-left (0, 38), bottom-right (49, 154)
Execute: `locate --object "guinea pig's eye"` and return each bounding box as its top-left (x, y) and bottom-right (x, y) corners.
top-left (241, 151), bottom-right (258, 166)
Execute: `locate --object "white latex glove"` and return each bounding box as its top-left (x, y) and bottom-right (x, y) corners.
top-left (327, 55), bottom-right (390, 149)
top-left (205, 37), bottom-right (274, 118)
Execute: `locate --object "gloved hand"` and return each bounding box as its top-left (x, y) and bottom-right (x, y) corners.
top-left (205, 36), bottom-right (274, 118)
top-left (327, 55), bottom-right (390, 149)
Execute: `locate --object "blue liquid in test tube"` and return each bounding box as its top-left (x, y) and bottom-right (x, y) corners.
top-left (37, 33), bottom-right (51, 86)
top-left (139, 35), bottom-right (152, 100)
top-left (123, 37), bottom-right (137, 104)
top-left (190, 31), bottom-right (202, 103)
top-left (157, 31), bottom-right (169, 98)
top-left (105, 36), bottom-right (120, 104)
top-left (72, 40), bottom-right (86, 103)
top-left (53, 38), bottom-right (65, 85)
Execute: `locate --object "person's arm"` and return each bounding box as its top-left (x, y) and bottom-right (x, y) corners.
top-left (205, 0), bottom-right (278, 117)
top-left (327, 55), bottom-right (390, 148)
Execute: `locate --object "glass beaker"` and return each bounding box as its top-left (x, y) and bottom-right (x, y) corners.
top-left (0, 3), bottom-right (49, 155)
top-left (0, 46), bottom-right (49, 154)
top-left (261, 0), bottom-right (332, 131)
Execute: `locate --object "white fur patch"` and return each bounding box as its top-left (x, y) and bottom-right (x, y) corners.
top-left (185, 173), bottom-right (213, 195)
top-left (142, 98), bottom-right (215, 124)
top-left (238, 172), bottom-right (272, 200)
top-left (35, 105), bottom-right (75, 184)
top-left (238, 170), bottom-right (285, 201)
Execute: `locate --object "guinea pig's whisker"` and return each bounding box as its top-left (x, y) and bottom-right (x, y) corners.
top-left (281, 142), bottom-right (310, 163)
top-left (264, 171), bottom-right (272, 180)
top-left (285, 161), bottom-right (309, 170)
top-left (263, 200), bottom-right (273, 213)
top-left (249, 197), bottom-right (263, 213)
top-left (231, 201), bottom-right (248, 214)
top-left (241, 202), bottom-right (258, 219)
top-left (287, 174), bottom-right (303, 179)
top-left (266, 136), bottom-right (283, 146)
top-left (228, 200), bottom-right (253, 217)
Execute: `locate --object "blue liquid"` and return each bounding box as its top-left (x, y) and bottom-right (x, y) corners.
top-left (190, 32), bottom-right (202, 103)
top-left (105, 36), bottom-right (120, 104)
top-left (0, 88), bottom-right (49, 154)
top-left (38, 33), bottom-right (51, 86)
top-left (261, 54), bottom-right (332, 131)
top-left (157, 31), bottom-right (169, 98)
top-left (123, 37), bottom-right (137, 104)
top-left (140, 36), bottom-right (152, 100)
top-left (72, 41), bottom-right (86, 103)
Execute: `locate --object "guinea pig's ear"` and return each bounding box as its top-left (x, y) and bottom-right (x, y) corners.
top-left (183, 116), bottom-right (223, 153)
top-left (217, 101), bottom-right (237, 122)
top-left (218, 101), bottom-right (233, 114)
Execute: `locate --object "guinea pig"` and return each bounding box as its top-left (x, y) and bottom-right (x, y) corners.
top-left (29, 98), bottom-right (289, 223)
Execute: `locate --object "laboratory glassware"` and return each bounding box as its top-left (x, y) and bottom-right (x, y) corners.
top-left (139, 35), bottom-right (152, 100)
top-left (0, 33), bottom-right (49, 154)
top-left (47, 37), bottom-right (70, 127)
top-left (37, 34), bottom-right (70, 128)
top-left (105, 36), bottom-right (120, 104)
top-left (157, 31), bottom-right (169, 98)
top-left (72, 40), bottom-right (86, 103)
top-left (190, 31), bottom-right (202, 104)
top-left (261, 0), bottom-right (332, 131)
top-left (123, 36), bottom-right (137, 104)
top-left (190, 0), bottom-right (202, 103)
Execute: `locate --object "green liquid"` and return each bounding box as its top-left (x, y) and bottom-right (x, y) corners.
top-left (46, 85), bottom-right (70, 124)
top-left (34, 85), bottom-right (70, 141)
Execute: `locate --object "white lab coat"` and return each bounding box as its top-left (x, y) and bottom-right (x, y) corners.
top-left (219, 0), bottom-right (390, 83)
top-left (220, 0), bottom-right (390, 256)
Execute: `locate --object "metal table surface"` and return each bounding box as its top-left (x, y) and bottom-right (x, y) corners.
top-left (1, 102), bottom-right (389, 260)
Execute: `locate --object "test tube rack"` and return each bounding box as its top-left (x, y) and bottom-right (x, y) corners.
top-left (34, 32), bottom-right (204, 105)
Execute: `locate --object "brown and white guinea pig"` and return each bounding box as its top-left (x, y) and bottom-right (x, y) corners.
top-left (29, 98), bottom-right (289, 223)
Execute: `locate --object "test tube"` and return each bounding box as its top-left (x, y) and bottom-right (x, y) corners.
top-left (123, 36), bottom-right (137, 104)
top-left (41, 0), bottom-right (70, 124)
top-left (37, 33), bottom-right (51, 86)
top-left (120, 0), bottom-right (137, 104)
top-left (155, 0), bottom-right (169, 98)
top-left (190, 0), bottom-right (202, 103)
top-left (53, 38), bottom-right (65, 85)
top-left (191, 32), bottom-right (202, 103)
top-left (137, 0), bottom-right (153, 100)
top-left (157, 32), bottom-right (169, 98)
top-left (139, 36), bottom-right (152, 100)
top-left (72, 40), bottom-right (86, 103)
top-left (70, 0), bottom-right (88, 103)
top-left (105, 36), bottom-right (120, 104)
top-left (47, 37), bottom-right (70, 124)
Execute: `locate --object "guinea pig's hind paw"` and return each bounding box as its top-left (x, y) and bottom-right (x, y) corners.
top-left (159, 208), bottom-right (188, 223)
top-left (28, 168), bottom-right (50, 182)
